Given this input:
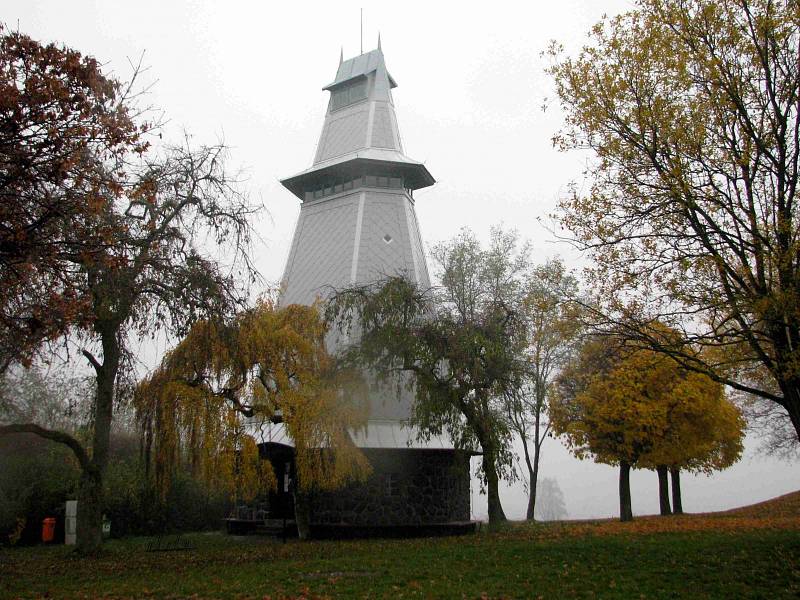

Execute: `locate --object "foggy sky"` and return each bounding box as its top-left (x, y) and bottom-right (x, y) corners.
top-left (9, 0), bottom-right (799, 520)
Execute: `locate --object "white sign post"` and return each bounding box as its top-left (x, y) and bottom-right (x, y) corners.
top-left (65, 500), bottom-right (77, 545)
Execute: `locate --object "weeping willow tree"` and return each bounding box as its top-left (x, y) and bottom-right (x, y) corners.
top-left (136, 298), bottom-right (371, 537)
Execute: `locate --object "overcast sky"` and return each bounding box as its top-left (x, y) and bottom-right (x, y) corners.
top-left (9, 0), bottom-right (799, 520)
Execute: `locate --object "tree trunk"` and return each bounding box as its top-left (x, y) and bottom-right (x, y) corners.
top-left (619, 461), bottom-right (633, 522)
top-left (482, 446), bottom-right (507, 526)
top-left (670, 467), bottom-right (683, 514)
top-left (657, 465), bottom-right (671, 516)
top-left (527, 442), bottom-right (543, 520)
top-left (76, 328), bottom-right (120, 554)
top-left (782, 383), bottom-right (800, 443)
top-left (293, 490), bottom-right (311, 540)
top-left (519, 431), bottom-right (537, 520)
top-left (521, 394), bottom-right (547, 521)
top-left (76, 469), bottom-right (103, 554)
top-left (525, 470), bottom-right (536, 520)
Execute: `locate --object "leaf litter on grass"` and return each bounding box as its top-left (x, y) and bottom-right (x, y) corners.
top-left (3, 493), bottom-right (800, 599)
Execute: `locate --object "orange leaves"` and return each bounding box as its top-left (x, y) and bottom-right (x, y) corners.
top-left (509, 491), bottom-right (800, 542)
top-left (0, 25), bottom-right (146, 367)
top-left (536, 512), bottom-right (800, 540)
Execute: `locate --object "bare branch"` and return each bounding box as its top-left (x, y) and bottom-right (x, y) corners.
top-left (82, 349), bottom-right (102, 373)
top-left (0, 422), bottom-right (92, 472)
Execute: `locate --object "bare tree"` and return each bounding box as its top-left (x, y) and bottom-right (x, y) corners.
top-left (0, 138), bottom-right (259, 553)
top-left (739, 393), bottom-right (800, 460)
top-left (534, 477), bottom-right (568, 521)
top-left (506, 258), bottom-right (580, 520)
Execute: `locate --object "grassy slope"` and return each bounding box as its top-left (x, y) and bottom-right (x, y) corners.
top-left (1, 493), bottom-right (799, 599)
top-left (718, 489), bottom-right (800, 518)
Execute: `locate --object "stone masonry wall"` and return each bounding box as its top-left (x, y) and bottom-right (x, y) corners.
top-left (309, 449), bottom-right (470, 526)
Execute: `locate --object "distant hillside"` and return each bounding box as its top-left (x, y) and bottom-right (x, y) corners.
top-left (716, 490), bottom-right (800, 518)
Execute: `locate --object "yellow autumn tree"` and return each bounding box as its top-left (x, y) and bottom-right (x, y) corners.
top-left (552, 335), bottom-right (743, 521)
top-left (639, 369), bottom-right (744, 515)
top-left (549, 0), bottom-right (800, 450)
top-left (136, 297), bottom-right (371, 536)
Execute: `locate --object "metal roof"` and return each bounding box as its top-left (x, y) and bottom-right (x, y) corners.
top-left (349, 420), bottom-right (458, 450)
top-left (271, 45), bottom-right (441, 444)
top-left (323, 48), bottom-right (398, 91)
top-left (281, 151), bottom-right (435, 199)
top-left (280, 45), bottom-right (434, 200)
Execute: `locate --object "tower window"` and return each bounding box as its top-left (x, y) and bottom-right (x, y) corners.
top-left (305, 174), bottom-right (395, 202)
top-left (383, 234), bottom-right (393, 244)
top-left (330, 78), bottom-right (368, 111)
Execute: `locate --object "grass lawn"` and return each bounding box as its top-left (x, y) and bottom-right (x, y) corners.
top-left (2, 497), bottom-right (800, 599)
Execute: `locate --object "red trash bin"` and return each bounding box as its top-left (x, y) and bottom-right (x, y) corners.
top-left (42, 517), bottom-right (56, 543)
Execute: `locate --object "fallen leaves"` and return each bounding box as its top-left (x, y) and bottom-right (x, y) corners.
top-left (2, 492), bottom-right (800, 599)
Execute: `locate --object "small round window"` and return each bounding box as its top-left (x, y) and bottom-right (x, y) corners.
top-left (383, 234), bottom-right (393, 244)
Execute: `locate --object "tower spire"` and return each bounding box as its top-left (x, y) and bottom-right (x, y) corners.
top-left (339, 46), bottom-right (343, 65)
top-left (377, 32), bottom-right (382, 51)
top-left (281, 45), bottom-right (433, 199)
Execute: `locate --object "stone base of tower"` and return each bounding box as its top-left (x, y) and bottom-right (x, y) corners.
top-left (309, 448), bottom-right (470, 526)
top-left (257, 444), bottom-right (476, 538)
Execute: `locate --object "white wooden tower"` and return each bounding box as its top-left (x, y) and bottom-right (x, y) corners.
top-left (279, 43), bottom-right (435, 426)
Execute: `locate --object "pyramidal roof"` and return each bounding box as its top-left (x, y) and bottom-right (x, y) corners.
top-left (281, 44), bottom-right (434, 199)
top-left (322, 45), bottom-right (398, 93)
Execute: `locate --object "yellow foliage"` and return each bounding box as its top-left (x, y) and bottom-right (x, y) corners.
top-left (135, 297), bottom-right (371, 502)
top-left (549, 0), bottom-right (800, 444)
top-left (552, 335), bottom-right (745, 472)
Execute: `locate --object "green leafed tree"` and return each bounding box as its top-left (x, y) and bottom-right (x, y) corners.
top-left (326, 227), bottom-right (531, 525)
top-left (505, 257), bottom-right (581, 520)
top-left (550, 0), bottom-right (800, 446)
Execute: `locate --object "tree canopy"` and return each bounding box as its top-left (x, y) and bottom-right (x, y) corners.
top-left (552, 334), bottom-right (744, 520)
top-left (0, 25), bottom-right (148, 370)
top-left (0, 28), bottom-right (259, 552)
top-left (638, 370), bottom-right (744, 476)
top-left (327, 227), bottom-right (531, 525)
top-left (550, 0), bottom-right (800, 444)
top-left (506, 257), bottom-right (581, 520)
top-left (135, 299), bottom-right (371, 510)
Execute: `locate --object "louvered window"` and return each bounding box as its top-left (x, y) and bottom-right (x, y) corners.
top-left (330, 78), bottom-right (368, 111)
